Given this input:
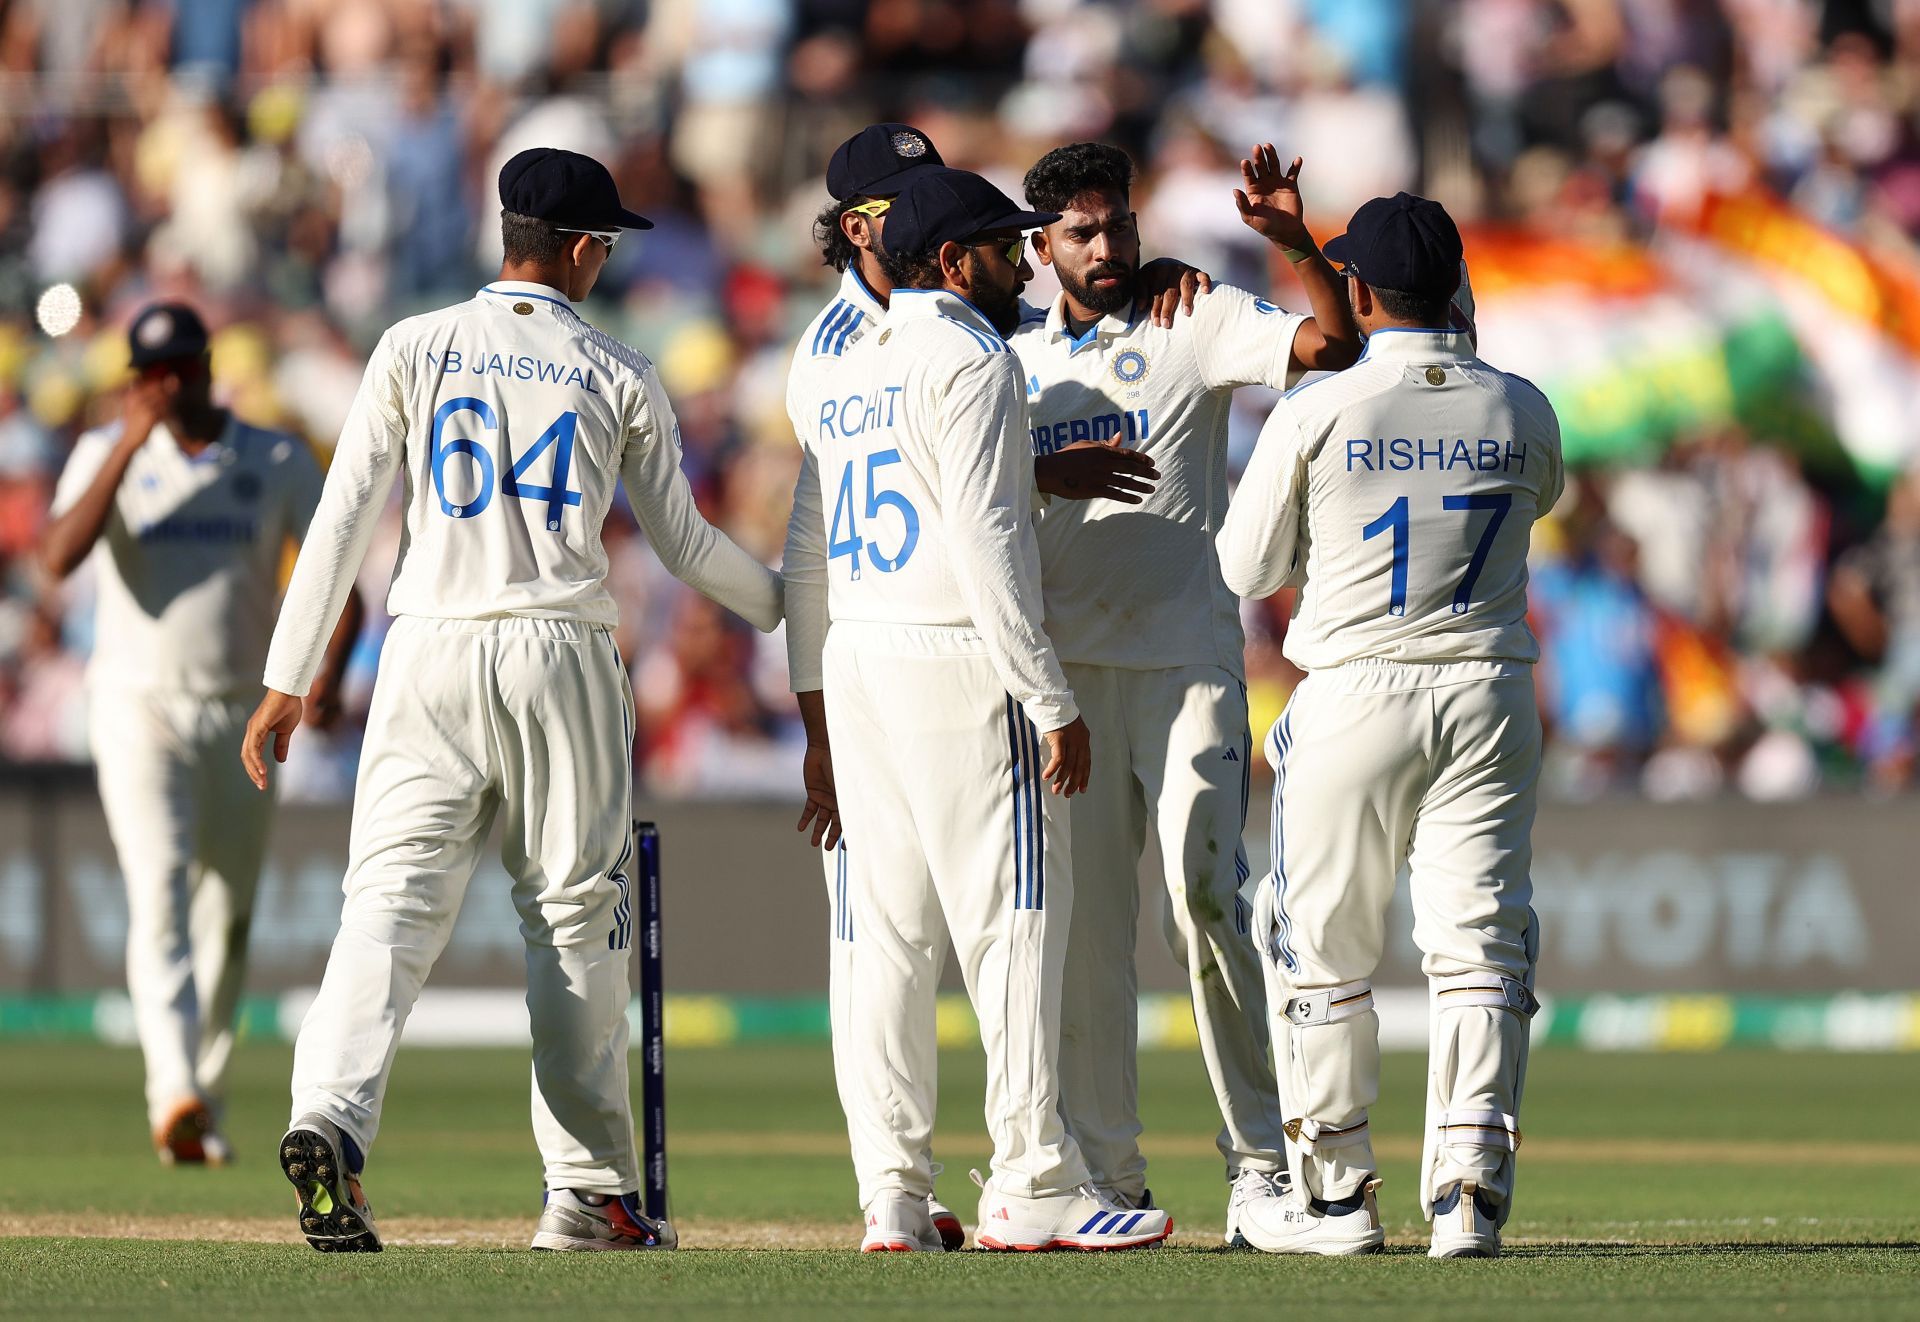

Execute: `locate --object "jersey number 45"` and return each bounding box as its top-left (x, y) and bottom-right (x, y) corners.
top-left (829, 449), bottom-right (920, 580)
top-left (431, 396), bottom-right (583, 532)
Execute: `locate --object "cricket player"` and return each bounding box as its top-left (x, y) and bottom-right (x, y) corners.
top-left (1011, 141), bottom-right (1361, 1240)
top-left (785, 166), bottom-right (1172, 1252)
top-left (241, 148), bottom-right (782, 1254)
top-left (1217, 193), bottom-right (1563, 1257)
top-left (787, 123), bottom-right (1179, 1248)
top-left (40, 302), bottom-right (362, 1166)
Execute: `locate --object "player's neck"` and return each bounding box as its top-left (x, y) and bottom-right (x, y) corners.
top-left (853, 258), bottom-right (891, 308)
top-left (167, 405), bottom-right (226, 450)
top-left (496, 261), bottom-right (575, 300)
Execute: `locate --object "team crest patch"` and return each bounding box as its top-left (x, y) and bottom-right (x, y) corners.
top-left (231, 471), bottom-right (262, 503)
top-left (1112, 349), bottom-right (1149, 384)
top-left (513, 301), bottom-right (534, 315)
top-left (136, 311), bottom-right (173, 347)
top-left (891, 132), bottom-right (928, 158)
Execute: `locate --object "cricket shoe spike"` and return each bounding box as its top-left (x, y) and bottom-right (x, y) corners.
top-left (154, 1098), bottom-right (216, 1166)
top-left (861, 1189), bottom-right (945, 1252)
top-left (1238, 1176), bottom-right (1384, 1256)
top-left (1428, 1180), bottom-right (1502, 1259)
top-left (971, 1170), bottom-right (1173, 1252)
top-left (1224, 1168), bottom-right (1292, 1248)
top-left (531, 1189), bottom-right (677, 1251)
top-left (280, 1114), bottom-right (381, 1252)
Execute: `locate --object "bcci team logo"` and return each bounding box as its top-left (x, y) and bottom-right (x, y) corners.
top-left (1112, 349), bottom-right (1150, 384)
top-left (891, 132), bottom-right (928, 158)
top-left (231, 470), bottom-right (262, 503)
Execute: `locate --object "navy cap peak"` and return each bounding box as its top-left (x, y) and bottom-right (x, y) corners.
top-left (881, 167), bottom-right (1061, 257)
top-left (499, 147), bottom-right (653, 232)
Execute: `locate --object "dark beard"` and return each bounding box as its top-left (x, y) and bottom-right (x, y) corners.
top-left (1060, 261), bottom-right (1136, 317)
top-left (971, 279), bottom-right (1023, 337)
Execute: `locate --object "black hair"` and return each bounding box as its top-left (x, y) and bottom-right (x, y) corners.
top-left (876, 239), bottom-right (945, 292)
top-left (1022, 142), bottom-right (1136, 214)
top-left (1371, 285), bottom-right (1452, 326)
top-left (501, 210), bottom-right (566, 265)
top-left (813, 199), bottom-right (860, 273)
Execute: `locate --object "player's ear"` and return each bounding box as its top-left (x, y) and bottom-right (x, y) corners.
top-left (1032, 226), bottom-right (1056, 267)
top-left (937, 240), bottom-right (969, 290)
top-left (569, 234), bottom-right (597, 268)
top-left (841, 211), bottom-right (870, 252)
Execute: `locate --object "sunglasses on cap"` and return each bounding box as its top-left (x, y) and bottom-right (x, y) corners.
top-left (557, 228), bottom-right (622, 252)
top-left (848, 197), bottom-right (893, 218)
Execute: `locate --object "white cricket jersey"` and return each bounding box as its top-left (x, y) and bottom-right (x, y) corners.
top-left (1218, 328), bottom-right (1564, 668)
top-left (263, 279), bottom-right (782, 696)
top-left (784, 287), bottom-right (1077, 731)
top-left (1010, 284), bottom-right (1308, 677)
top-left (51, 416), bottom-right (324, 696)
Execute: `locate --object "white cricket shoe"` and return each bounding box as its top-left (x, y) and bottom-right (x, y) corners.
top-left (1429, 1180), bottom-right (1501, 1259)
top-left (927, 1194), bottom-right (965, 1252)
top-left (974, 1174), bottom-right (1173, 1252)
top-left (1224, 1169), bottom-right (1292, 1248)
top-left (531, 1189), bottom-right (677, 1251)
top-left (861, 1189), bottom-right (946, 1252)
top-left (280, 1114), bottom-right (381, 1253)
top-left (1238, 1176), bottom-right (1385, 1256)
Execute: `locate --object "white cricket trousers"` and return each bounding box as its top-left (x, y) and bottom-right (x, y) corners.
top-left (823, 621), bottom-right (1090, 1207)
top-left (1057, 663), bottom-right (1286, 1200)
top-left (290, 616), bottom-right (641, 1193)
top-left (1255, 660), bottom-right (1540, 1220)
top-left (92, 689), bottom-right (274, 1131)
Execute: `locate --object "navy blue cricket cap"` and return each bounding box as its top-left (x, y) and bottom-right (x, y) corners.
top-left (498, 147), bottom-right (653, 232)
top-left (1324, 192), bottom-right (1462, 299)
top-left (826, 123), bottom-right (944, 201)
top-left (127, 301), bottom-right (209, 368)
top-left (880, 168), bottom-right (1061, 257)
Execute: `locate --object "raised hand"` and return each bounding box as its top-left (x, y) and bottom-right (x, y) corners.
top-left (1234, 144), bottom-right (1316, 256)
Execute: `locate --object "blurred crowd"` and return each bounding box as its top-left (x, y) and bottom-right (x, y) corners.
top-left (0, 0), bottom-right (1918, 801)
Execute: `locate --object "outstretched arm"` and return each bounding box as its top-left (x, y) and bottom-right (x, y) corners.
top-left (1233, 146), bottom-right (1361, 372)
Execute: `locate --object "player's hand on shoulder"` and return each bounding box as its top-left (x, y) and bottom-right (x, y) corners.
top-left (797, 743), bottom-right (842, 851)
top-left (1233, 145), bottom-right (1315, 253)
top-left (241, 689), bottom-right (305, 791)
top-left (1034, 441), bottom-right (1159, 504)
top-left (1136, 258), bottom-right (1212, 328)
top-left (1039, 717), bottom-right (1092, 797)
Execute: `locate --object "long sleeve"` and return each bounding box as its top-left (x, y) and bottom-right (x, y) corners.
top-left (782, 440), bottom-right (829, 690)
top-left (620, 361), bottom-right (783, 633)
top-left (263, 333), bottom-right (408, 695)
top-left (932, 352), bottom-right (1077, 731)
top-left (1219, 400), bottom-right (1311, 599)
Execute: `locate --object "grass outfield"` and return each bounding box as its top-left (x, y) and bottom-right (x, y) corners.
top-left (2, 1042), bottom-right (1917, 1318)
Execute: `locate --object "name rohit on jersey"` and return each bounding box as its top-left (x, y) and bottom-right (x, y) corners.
top-left (818, 386), bottom-right (902, 438)
top-left (1030, 408), bottom-right (1151, 455)
top-left (424, 348), bottom-right (601, 393)
top-left (1345, 437), bottom-right (1528, 473)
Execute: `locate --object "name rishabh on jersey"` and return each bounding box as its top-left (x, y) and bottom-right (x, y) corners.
top-left (784, 286), bottom-right (1075, 732)
top-left (263, 280), bottom-right (780, 697)
top-left (50, 417), bottom-right (325, 696)
top-left (1218, 327), bottom-right (1564, 669)
top-left (1010, 283), bottom-right (1308, 677)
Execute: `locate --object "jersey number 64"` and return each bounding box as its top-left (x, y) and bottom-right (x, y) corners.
top-left (431, 396), bottom-right (584, 532)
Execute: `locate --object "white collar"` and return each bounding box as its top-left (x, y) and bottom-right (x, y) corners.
top-left (479, 280), bottom-right (578, 314)
top-left (1356, 328), bottom-right (1475, 364)
top-left (1043, 291), bottom-right (1133, 352)
top-left (884, 288), bottom-right (1008, 344)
